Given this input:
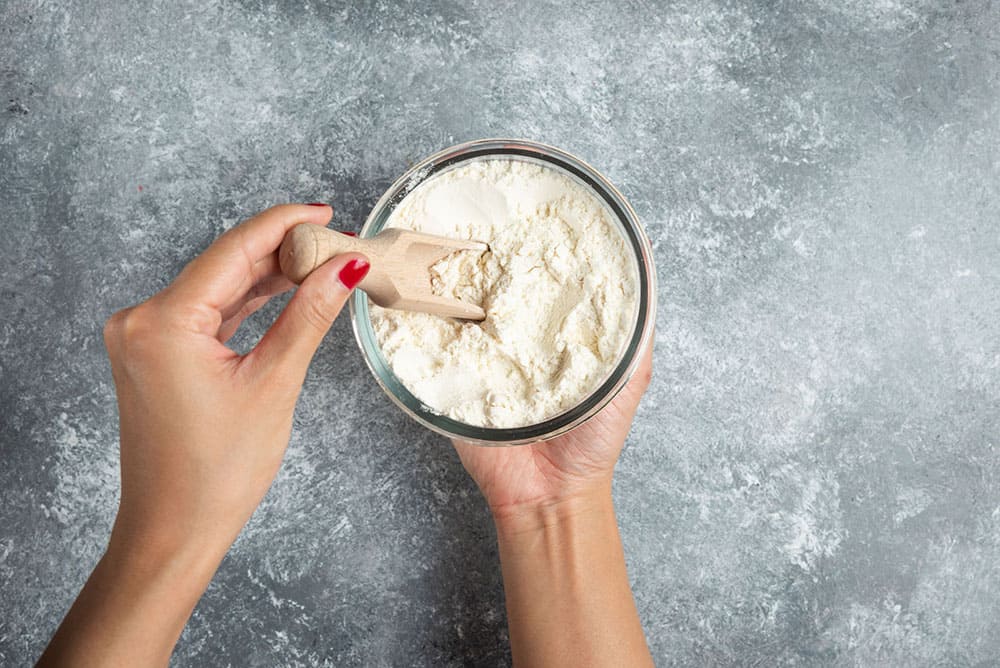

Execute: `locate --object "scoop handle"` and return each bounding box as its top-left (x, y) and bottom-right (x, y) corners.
top-left (279, 225), bottom-right (363, 284)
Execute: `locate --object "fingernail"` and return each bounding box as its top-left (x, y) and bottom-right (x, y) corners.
top-left (340, 231), bottom-right (357, 237)
top-left (338, 258), bottom-right (370, 289)
top-left (307, 202), bottom-right (327, 207)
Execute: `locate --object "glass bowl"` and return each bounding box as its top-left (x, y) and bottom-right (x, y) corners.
top-left (349, 138), bottom-right (656, 446)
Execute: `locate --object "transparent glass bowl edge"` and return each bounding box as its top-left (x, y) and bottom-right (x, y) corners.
top-left (348, 138), bottom-right (657, 446)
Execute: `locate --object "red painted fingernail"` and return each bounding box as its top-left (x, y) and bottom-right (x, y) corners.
top-left (307, 202), bottom-right (327, 207)
top-left (338, 258), bottom-right (370, 289)
top-left (340, 231), bottom-right (357, 237)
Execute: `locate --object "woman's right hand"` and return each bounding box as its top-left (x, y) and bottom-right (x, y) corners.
top-left (40, 204), bottom-right (369, 668)
top-left (452, 343), bottom-right (656, 668)
top-left (452, 342), bottom-right (653, 522)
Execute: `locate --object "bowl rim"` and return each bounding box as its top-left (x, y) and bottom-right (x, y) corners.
top-left (349, 138), bottom-right (657, 446)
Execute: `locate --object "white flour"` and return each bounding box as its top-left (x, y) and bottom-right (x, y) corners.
top-left (370, 158), bottom-right (638, 429)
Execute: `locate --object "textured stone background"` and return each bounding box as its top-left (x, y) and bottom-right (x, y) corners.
top-left (2, 1), bottom-right (1000, 665)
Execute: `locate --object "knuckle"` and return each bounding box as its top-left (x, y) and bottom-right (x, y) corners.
top-left (102, 308), bottom-right (129, 348)
top-left (104, 302), bottom-right (162, 363)
top-left (171, 301), bottom-right (220, 336)
top-left (121, 303), bottom-right (156, 340)
top-left (629, 350), bottom-right (653, 392)
top-left (638, 365), bottom-right (653, 390)
top-left (296, 286), bottom-right (340, 332)
top-left (261, 203), bottom-right (297, 221)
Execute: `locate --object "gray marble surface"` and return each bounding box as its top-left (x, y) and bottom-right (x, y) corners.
top-left (2, 1), bottom-right (1000, 665)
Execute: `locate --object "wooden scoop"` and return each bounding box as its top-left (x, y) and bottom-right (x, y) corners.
top-left (279, 224), bottom-right (488, 320)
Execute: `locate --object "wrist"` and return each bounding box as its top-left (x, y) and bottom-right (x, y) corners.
top-left (491, 482), bottom-right (616, 538)
top-left (490, 481), bottom-right (652, 667)
top-left (39, 522), bottom-right (228, 666)
top-left (106, 517), bottom-right (227, 598)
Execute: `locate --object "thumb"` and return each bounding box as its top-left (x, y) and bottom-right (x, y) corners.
top-left (251, 252), bottom-right (370, 379)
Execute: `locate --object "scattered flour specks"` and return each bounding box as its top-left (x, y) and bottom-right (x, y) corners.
top-left (772, 471), bottom-right (844, 572)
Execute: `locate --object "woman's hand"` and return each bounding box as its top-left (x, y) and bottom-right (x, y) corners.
top-left (105, 203), bottom-right (368, 566)
top-left (453, 343), bottom-right (653, 520)
top-left (453, 343), bottom-right (655, 668)
top-left (40, 204), bottom-right (369, 667)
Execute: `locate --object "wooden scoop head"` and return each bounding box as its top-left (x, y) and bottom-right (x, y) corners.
top-left (279, 224), bottom-right (488, 321)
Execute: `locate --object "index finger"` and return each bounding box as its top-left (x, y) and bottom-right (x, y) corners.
top-left (163, 203), bottom-right (333, 314)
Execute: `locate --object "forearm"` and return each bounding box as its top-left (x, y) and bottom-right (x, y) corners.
top-left (494, 487), bottom-right (653, 668)
top-left (38, 530), bottom-right (225, 667)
